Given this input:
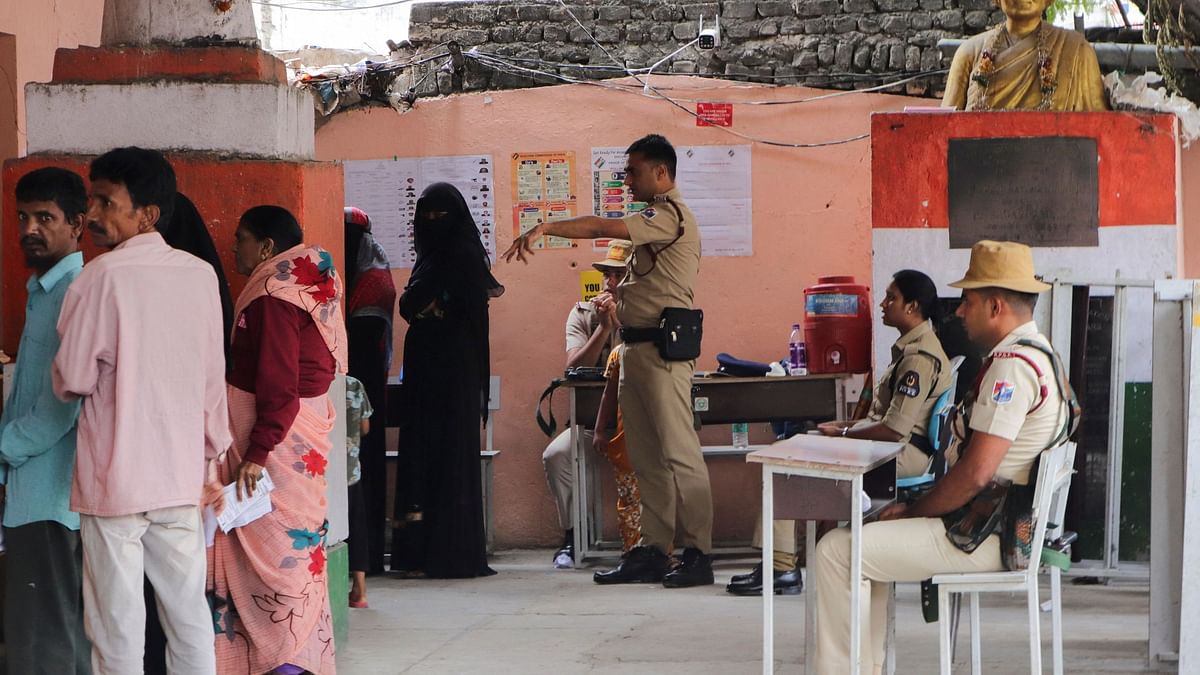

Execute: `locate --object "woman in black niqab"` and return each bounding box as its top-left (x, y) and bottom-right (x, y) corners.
top-left (392, 182), bottom-right (501, 578)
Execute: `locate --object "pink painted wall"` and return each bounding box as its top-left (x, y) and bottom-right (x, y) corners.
top-left (0, 0), bottom-right (103, 157)
top-left (1181, 144), bottom-right (1200, 277)
top-left (315, 77), bottom-right (929, 547)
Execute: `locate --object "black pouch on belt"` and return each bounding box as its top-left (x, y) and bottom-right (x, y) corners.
top-left (657, 307), bottom-right (703, 361)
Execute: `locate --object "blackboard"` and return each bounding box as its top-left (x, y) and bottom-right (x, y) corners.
top-left (947, 137), bottom-right (1099, 248)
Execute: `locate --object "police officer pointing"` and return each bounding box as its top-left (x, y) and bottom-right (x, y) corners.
top-left (504, 134), bottom-right (714, 588)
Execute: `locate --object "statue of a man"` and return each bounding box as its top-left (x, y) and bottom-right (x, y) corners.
top-left (943, 0), bottom-right (1108, 111)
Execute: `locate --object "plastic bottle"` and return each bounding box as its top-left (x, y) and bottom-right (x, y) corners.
top-left (732, 422), bottom-right (750, 448)
top-left (788, 324), bottom-right (808, 376)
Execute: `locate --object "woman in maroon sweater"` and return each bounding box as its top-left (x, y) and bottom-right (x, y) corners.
top-left (207, 205), bottom-right (346, 675)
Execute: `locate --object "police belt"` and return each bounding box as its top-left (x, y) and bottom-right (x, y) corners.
top-left (620, 327), bottom-right (660, 344)
top-left (909, 432), bottom-right (935, 457)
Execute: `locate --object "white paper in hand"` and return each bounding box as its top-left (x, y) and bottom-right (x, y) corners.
top-left (215, 470), bottom-right (275, 534)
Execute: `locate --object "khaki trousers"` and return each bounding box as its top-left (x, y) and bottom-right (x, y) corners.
top-left (80, 506), bottom-right (216, 675)
top-left (895, 444), bottom-right (934, 480)
top-left (618, 342), bottom-right (712, 554)
top-left (751, 518), bottom-right (798, 571)
top-left (814, 517), bottom-right (1002, 674)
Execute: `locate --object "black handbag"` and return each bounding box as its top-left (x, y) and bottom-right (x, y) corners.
top-left (657, 307), bottom-right (703, 361)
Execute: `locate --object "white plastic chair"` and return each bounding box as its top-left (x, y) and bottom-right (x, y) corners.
top-left (932, 441), bottom-right (1077, 675)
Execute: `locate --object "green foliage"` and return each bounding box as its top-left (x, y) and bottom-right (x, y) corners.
top-left (1045, 0), bottom-right (1104, 22)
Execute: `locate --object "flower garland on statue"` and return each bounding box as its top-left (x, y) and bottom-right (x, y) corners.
top-left (968, 22), bottom-right (1058, 111)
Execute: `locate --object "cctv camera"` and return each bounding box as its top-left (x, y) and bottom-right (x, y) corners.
top-left (698, 15), bottom-right (720, 50)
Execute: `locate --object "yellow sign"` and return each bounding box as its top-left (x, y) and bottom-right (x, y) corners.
top-left (580, 270), bottom-right (604, 303)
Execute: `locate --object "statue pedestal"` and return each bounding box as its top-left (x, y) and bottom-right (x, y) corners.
top-left (868, 110), bottom-right (1180, 362)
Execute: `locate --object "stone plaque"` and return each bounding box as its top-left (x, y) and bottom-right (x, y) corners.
top-left (947, 137), bottom-right (1099, 248)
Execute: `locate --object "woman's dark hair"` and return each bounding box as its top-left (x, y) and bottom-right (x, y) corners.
top-left (239, 205), bottom-right (303, 254)
top-left (892, 269), bottom-right (942, 323)
top-left (344, 220), bottom-right (365, 291)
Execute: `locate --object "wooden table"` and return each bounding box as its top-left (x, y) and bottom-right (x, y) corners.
top-left (561, 374), bottom-right (849, 562)
top-left (748, 435), bottom-right (903, 675)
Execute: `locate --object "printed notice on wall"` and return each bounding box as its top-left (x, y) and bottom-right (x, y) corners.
top-left (590, 147), bottom-right (649, 251)
top-left (343, 155), bottom-right (495, 269)
top-left (510, 151), bottom-right (578, 250)
top-left (590, 144), bottom-right (752, 256)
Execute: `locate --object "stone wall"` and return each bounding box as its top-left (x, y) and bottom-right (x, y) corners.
top-left (401, 0), bottom-right (1006, 97)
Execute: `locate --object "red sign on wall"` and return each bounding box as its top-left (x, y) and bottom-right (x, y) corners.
top-left (696, 102), bottom-right (733, 127)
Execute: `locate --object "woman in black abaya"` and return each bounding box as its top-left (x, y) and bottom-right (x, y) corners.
top-left (391, 183), bottom-right (502, 578)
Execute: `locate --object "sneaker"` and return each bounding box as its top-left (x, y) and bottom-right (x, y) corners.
top-left (553, 545), bottom-right (574, 569)
top-left (593, 545), bottom-right (669, 584)
top-left (662, 547), bottom-right (714, 588)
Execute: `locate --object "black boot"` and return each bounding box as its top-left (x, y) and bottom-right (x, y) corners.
top-left (662, 547), bottom-right (714, 588)
top-left (727, 563), bottom-right (762, 586)
top-left (593, 546), bottom-right (669, 584)
top-left (726, 566), bottom-right (803, 596)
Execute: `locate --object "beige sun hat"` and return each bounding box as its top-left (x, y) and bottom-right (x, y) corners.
top-left (592, 239), bottom-right (633, 272)
top-left (949, 240), bottom-right (1051, 294)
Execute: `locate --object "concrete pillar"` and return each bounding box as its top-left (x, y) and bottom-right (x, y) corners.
top-left (101, 0), bottom-right (256, 46)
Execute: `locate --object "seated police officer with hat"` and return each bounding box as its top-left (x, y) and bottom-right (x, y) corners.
top-left (541, 240), bottom-right (631, 568)
top-left (812, 241), bottom-right (1072, 673)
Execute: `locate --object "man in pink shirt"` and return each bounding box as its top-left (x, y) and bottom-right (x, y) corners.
top-left (53, 147), bottom-right (230, 675)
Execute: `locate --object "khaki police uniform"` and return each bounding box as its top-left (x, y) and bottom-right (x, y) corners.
top-left (616, 187), bottom-right (711, 554)
top-left (543, 303), bottom-right (611, 531)
top-left (814, 321), bottom-right (1066, 673)
top-left (857, 320), bottom-right (953, 478)
top-left (751, 321), bottom-right (952, 570)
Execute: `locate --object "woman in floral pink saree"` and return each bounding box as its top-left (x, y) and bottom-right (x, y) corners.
top-left (208, 206), bottom-right (347, 675)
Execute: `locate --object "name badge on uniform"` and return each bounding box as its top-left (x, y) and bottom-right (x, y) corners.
top-left (897, 370), bottom-right (920, 398)
top-left (992, 380), bottom-right (1015, 405)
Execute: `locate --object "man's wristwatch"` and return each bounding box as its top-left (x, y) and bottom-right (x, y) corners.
top-left (841, 426), bottom-right (849, 437)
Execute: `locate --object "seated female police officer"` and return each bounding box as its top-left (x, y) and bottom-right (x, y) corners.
top-left (727, 269), bottom-right (953, 596)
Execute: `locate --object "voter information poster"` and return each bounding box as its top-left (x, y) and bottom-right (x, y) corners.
top-left (343, 155), bottom-right (496, 269)
top-left (589, 144), bottom-right (752, 257)
top-left (590, 147), bottom-right (648, 252)
top-left (510, 151), bottom-right (578, 250)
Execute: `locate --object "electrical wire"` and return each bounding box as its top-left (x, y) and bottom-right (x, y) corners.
top-left (252, 0), bottom-right (417, 11)
top-left (550, 0), bottom-right (878, 149)
top-left (474, 50), bottom-right (944, 83)
top-left (471, 50), bottom-right (946, 104)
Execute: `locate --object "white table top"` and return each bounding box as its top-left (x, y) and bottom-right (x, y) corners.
top-left (747, 435), bottom-right (904, 475)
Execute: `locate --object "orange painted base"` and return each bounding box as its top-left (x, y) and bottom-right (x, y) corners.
top-left (2, 155), bottom-right (343, 354)
top-left (52, 46), bottom-right (286, 84)
top-left (871, 111), bottom-right (1179, 230)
